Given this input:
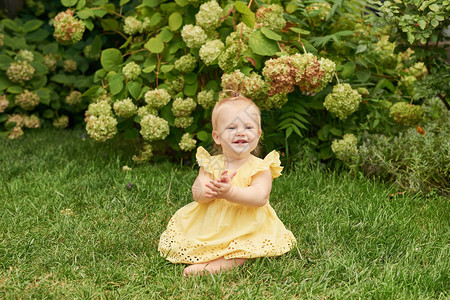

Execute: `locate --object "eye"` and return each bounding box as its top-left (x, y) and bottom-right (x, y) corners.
top-left (228, 126), bottom-right (236, 130)
top-left (245, 125), bottom-right (253, 129)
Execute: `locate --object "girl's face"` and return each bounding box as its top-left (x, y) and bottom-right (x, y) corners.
top-left (212, 102), bottom-right (261, 159)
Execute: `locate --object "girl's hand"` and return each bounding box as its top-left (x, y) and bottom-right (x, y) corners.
top-left (204, 170), bottom-right (237, 199)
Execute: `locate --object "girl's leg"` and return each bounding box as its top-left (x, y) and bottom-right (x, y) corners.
top-left (183, 257), bottom-right (247, 276)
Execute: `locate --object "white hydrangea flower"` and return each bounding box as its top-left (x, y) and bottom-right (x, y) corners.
top-left (14, 90), bottom-right (40, 111)
top-left (137, 105), bottom-right (158, 118)
top-left (6, 61), bottom-right (35, 83)
top-left (256, 4), bottom-right (286, 31)
top-left (17, 50), bottom-right (34, 62)
top-left (86, 100), bottom-right (113, 117)
top-left (65, 91), bottom-right (83, 106)
top-left (0, 95), bottom-right (9, 113)
top-left (86, 115), bottom-right (118, 142)
top-left (199, 39), bottom-right (224, 65)
top-left (53, 115), bottom-right (69, 129)
top-left (331, 134), bottom-right (359, 162)
top-left (174, 54), bottom-right (197, 73)
top-left (23, 115), bottom-right (40, 129)
top-left (123, 16), bottom-right (143, 35)
top-left (174, 116), bottom-right (193, 128)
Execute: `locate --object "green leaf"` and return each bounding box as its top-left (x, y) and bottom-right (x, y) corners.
top-left (429, 4), bottom-right (439, 12)
top-left (2, 19), bottom-right (19, 31)
top-left (0, 55), bottom-right (13, 70)
top-left (125, 128), bottom-right (140, 139)
top-left (149, 12), bottom-right (162, 27)
top-left (42, 109), bottom-right (54, 119)
top-left (83, 85), bottom-right (102, 97)
top-left (144, 37), bottom-right (164, 54)
top-left (84, 19), bottom-right (94, 31)
top-left (61, 0), bottom-right (78, 7)
top-left (7, 86), bottom-right (23, 94)
top-left (101, 19), bottom-right (119, 31)
top-left (23, 20), bottom-right (44, 33)
top-left (158, 28), bottom-right (174, 42)
top-left (101, 49), bottom-right (123, 71)
top-left (120, 0), bottom-right (131, 5)
top-left (0, 74), bottom-right (12, 91)
top-left (430, 18), bottom-right (439, 27)
top-left (168, 12), bottom-right (183, 31)
top-left (234, 2), bottom-right (255, 28)
top-left (76, 0), bottom-right (86, 9)
top-left (355, 71), bottom-right (370, 83)
top-left (329, 128), bottom-right (342, 136)
top-left (184, 82), bottom-right (198, 96)
top-left (175, 0), bottom-right (189, 6)
top-left (418, 20), bottom-right (427, 30)
top-left (143, 65), bottom-right (156, 73)
top-left (340, 61), bottom-right (355, 78)
top-left (94, 69), bottom-right (107, 82)
top-left (30, 62), bottom-right (48, 75)
top-left (407, 32), bottom-right (415, 44)
top-left (77, 8), bottom-right (95, 19)
top-left (109, 74), bottom-right (124, 95)
top-left (26, 29), bottom-right (49, 42)
top-left (127, 82), bottom-right (142, 99)
top-left (36, 88), bottom-right (51, 105)
top-left (160, 64), bottom-right (174, 73)
top-left (261, 27), bottom-right (282, 41)
top-left (184, 72), bottom-right (197, 84)
top-left (290, 27), bottom-right (310, 35)
top-left (356, 44), bottom-right (367, 54)
top-left (143, 0), bottom-right (161, 7)
top-left (249, 31), bottom-right (279, 56)
top-left (93, 9), bottom-right (108, 18)
top-left (197, 131), bottom-right (209, 141)
top-left (42, 43), bottom-right (59, 54)
top-left (285, 127), bottom-right (293, 139)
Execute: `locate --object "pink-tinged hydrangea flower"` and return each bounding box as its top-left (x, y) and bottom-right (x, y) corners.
top-left (331, 134), bottom-right (359, 162)
top-left (389, 102), bottom-right (424, 126)
top-left (196, 0), bottom-right (223, 29)
top-left (199, 39), bottom-right (224, 65)
top-left (324, 83), bottom-right (362, 119)
top-left (17, 50), bottom-right (34, 62)
top-left (53, 115), bottom-right (69, 129)
top-left (6, 61), bottom-right (35, 84)
top-left (23, 115), bottom-right (40, 129)
top-left (65, 91), bottom-right (83, 106)
top-left (8, 126), bottom-right (24, 140)
top-left (122, 61), bottom-right (141, 80)
top-left (137, 105), bottom-right (158, 118)
top-left (113, 98), bottom-right (137, 118)
top-left (256, 4), bottom-right (286, 31)
top-left (44, 54), bottom-right (58, 72)
top-left (181, 25), bottom-right (207, 48)
top-left (85, 100), bottom-right (113, 117)
top-left (14, 90), bottom-right (40, 111)
top-left (0, 95), bottom-right (9, 113)
top-left (86, 115), bottom-right (118, 142)
top-left (63, 59), bottom-right (77, 73)
top-left (179, 133), bottom-right (197, 151)
top-left (262, 55), bottom-right (298, 95)
top-left (132, 143), bottom-right (153, 163)
top-left (174, 116), bottom-right (193, 128)
top-left (197, 90), bottom-right (216, 109)
top-left (174, 54), bottom-right (197, 73)
top-left (53, 9), bottom-right (85, 45)
top-left (123, 16), bottom-right (143, 35)
top-left (140, 114), bottom-right (170, 141)
top-left (221, 70), bottom-right (269, 102)
top-left (144, 89), bottom-right (171, 109)
top-left (5, 114), bottom-right (24, 128)
top-left (172, 97), bottom-right (197, 117)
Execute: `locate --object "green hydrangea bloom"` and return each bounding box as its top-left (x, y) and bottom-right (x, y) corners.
top-left (172, 97), bottom-right (197, 117)
top-left (63, 59), bottom-right (77, 73)
top-left (256, 4), bottom-right (286, 31)
top-left (132, 143), bottom-right (153, 163)
top-left (122, 62), bottom-right (141, 80)
top-left (86, 115), bottom-right (118, 142)
top-left (144, 89), bottom-right (171, 109)
top-left (174, 54), bottom-right (197, 73)
top-left (179, 133), bottom-right (197, 151)
top-left (17, 50), bottom-right (34, 62)
top-left (331, 134), bottom-right (359, 163)
top-left (0, 95), bottom-right (9, 113)
top-left (199, 39), bottom-right (224, 65)
top-left (196, 0), bottom-right (223, 29)
top-left (113, 98), bottom-right (137, 118)
top-left (174, 116), bottom-right (194, 128)
top-left (44, 54), bottom-right (58, 72)
top-left (324, 84), bottom-right (362, 119)
top-left (181, 25), bottom-right (207, 48)
top-left (197, 90), bottom-right (216, 109)
top-left (65, 91), bottom-right (83, 106)
top-left (23, 115), bottom-right (40, 129)
top-left (53, 115), bottom-right (69, 129)
top-left (389, 102), bottom-right (424, 126)
top-left (137, 105), bottom-right (158, 118)
top-left (86, 100), bottom-right (113, 117)
top-left (140, 115), bottom-right (170, 141)
top-left (123, 16), bottom-right (143, 35)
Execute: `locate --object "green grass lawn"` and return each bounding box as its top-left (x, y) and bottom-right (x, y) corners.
top-left (0, 128), bottom-right (448, 299)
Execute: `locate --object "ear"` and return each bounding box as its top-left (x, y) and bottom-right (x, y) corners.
top-left (212, 130), bottom-right (221, 145)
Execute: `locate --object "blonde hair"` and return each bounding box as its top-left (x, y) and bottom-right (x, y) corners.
top-left (210, 93), bottom-right (262, 155)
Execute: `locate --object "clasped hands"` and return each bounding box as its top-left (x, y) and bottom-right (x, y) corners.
top-left (204, 170), bottom-right (237, 199)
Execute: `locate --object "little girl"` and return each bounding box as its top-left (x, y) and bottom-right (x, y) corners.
top-left (158, 93), bottom-right (296, 276)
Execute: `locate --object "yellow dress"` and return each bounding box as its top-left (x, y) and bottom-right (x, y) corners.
top-left (158, 146), bottom-right (297, 264)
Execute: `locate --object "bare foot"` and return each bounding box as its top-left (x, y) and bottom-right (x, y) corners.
top-left (183, 257), bottom-right (246, 276)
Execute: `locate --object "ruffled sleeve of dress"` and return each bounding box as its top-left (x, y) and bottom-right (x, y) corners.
top-left (250, 150), bottom-right (283, 179)
top-left (196, 146), bottom-right (224, 179)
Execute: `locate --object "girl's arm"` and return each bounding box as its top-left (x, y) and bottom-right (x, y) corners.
top-left (206, 169), bottom-right (272, 208)
top-left (192, 167), bottom-right (215, 203)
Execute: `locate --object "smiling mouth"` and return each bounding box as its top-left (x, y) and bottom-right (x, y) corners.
top-left (233, 140), bottom-right (248, 145)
